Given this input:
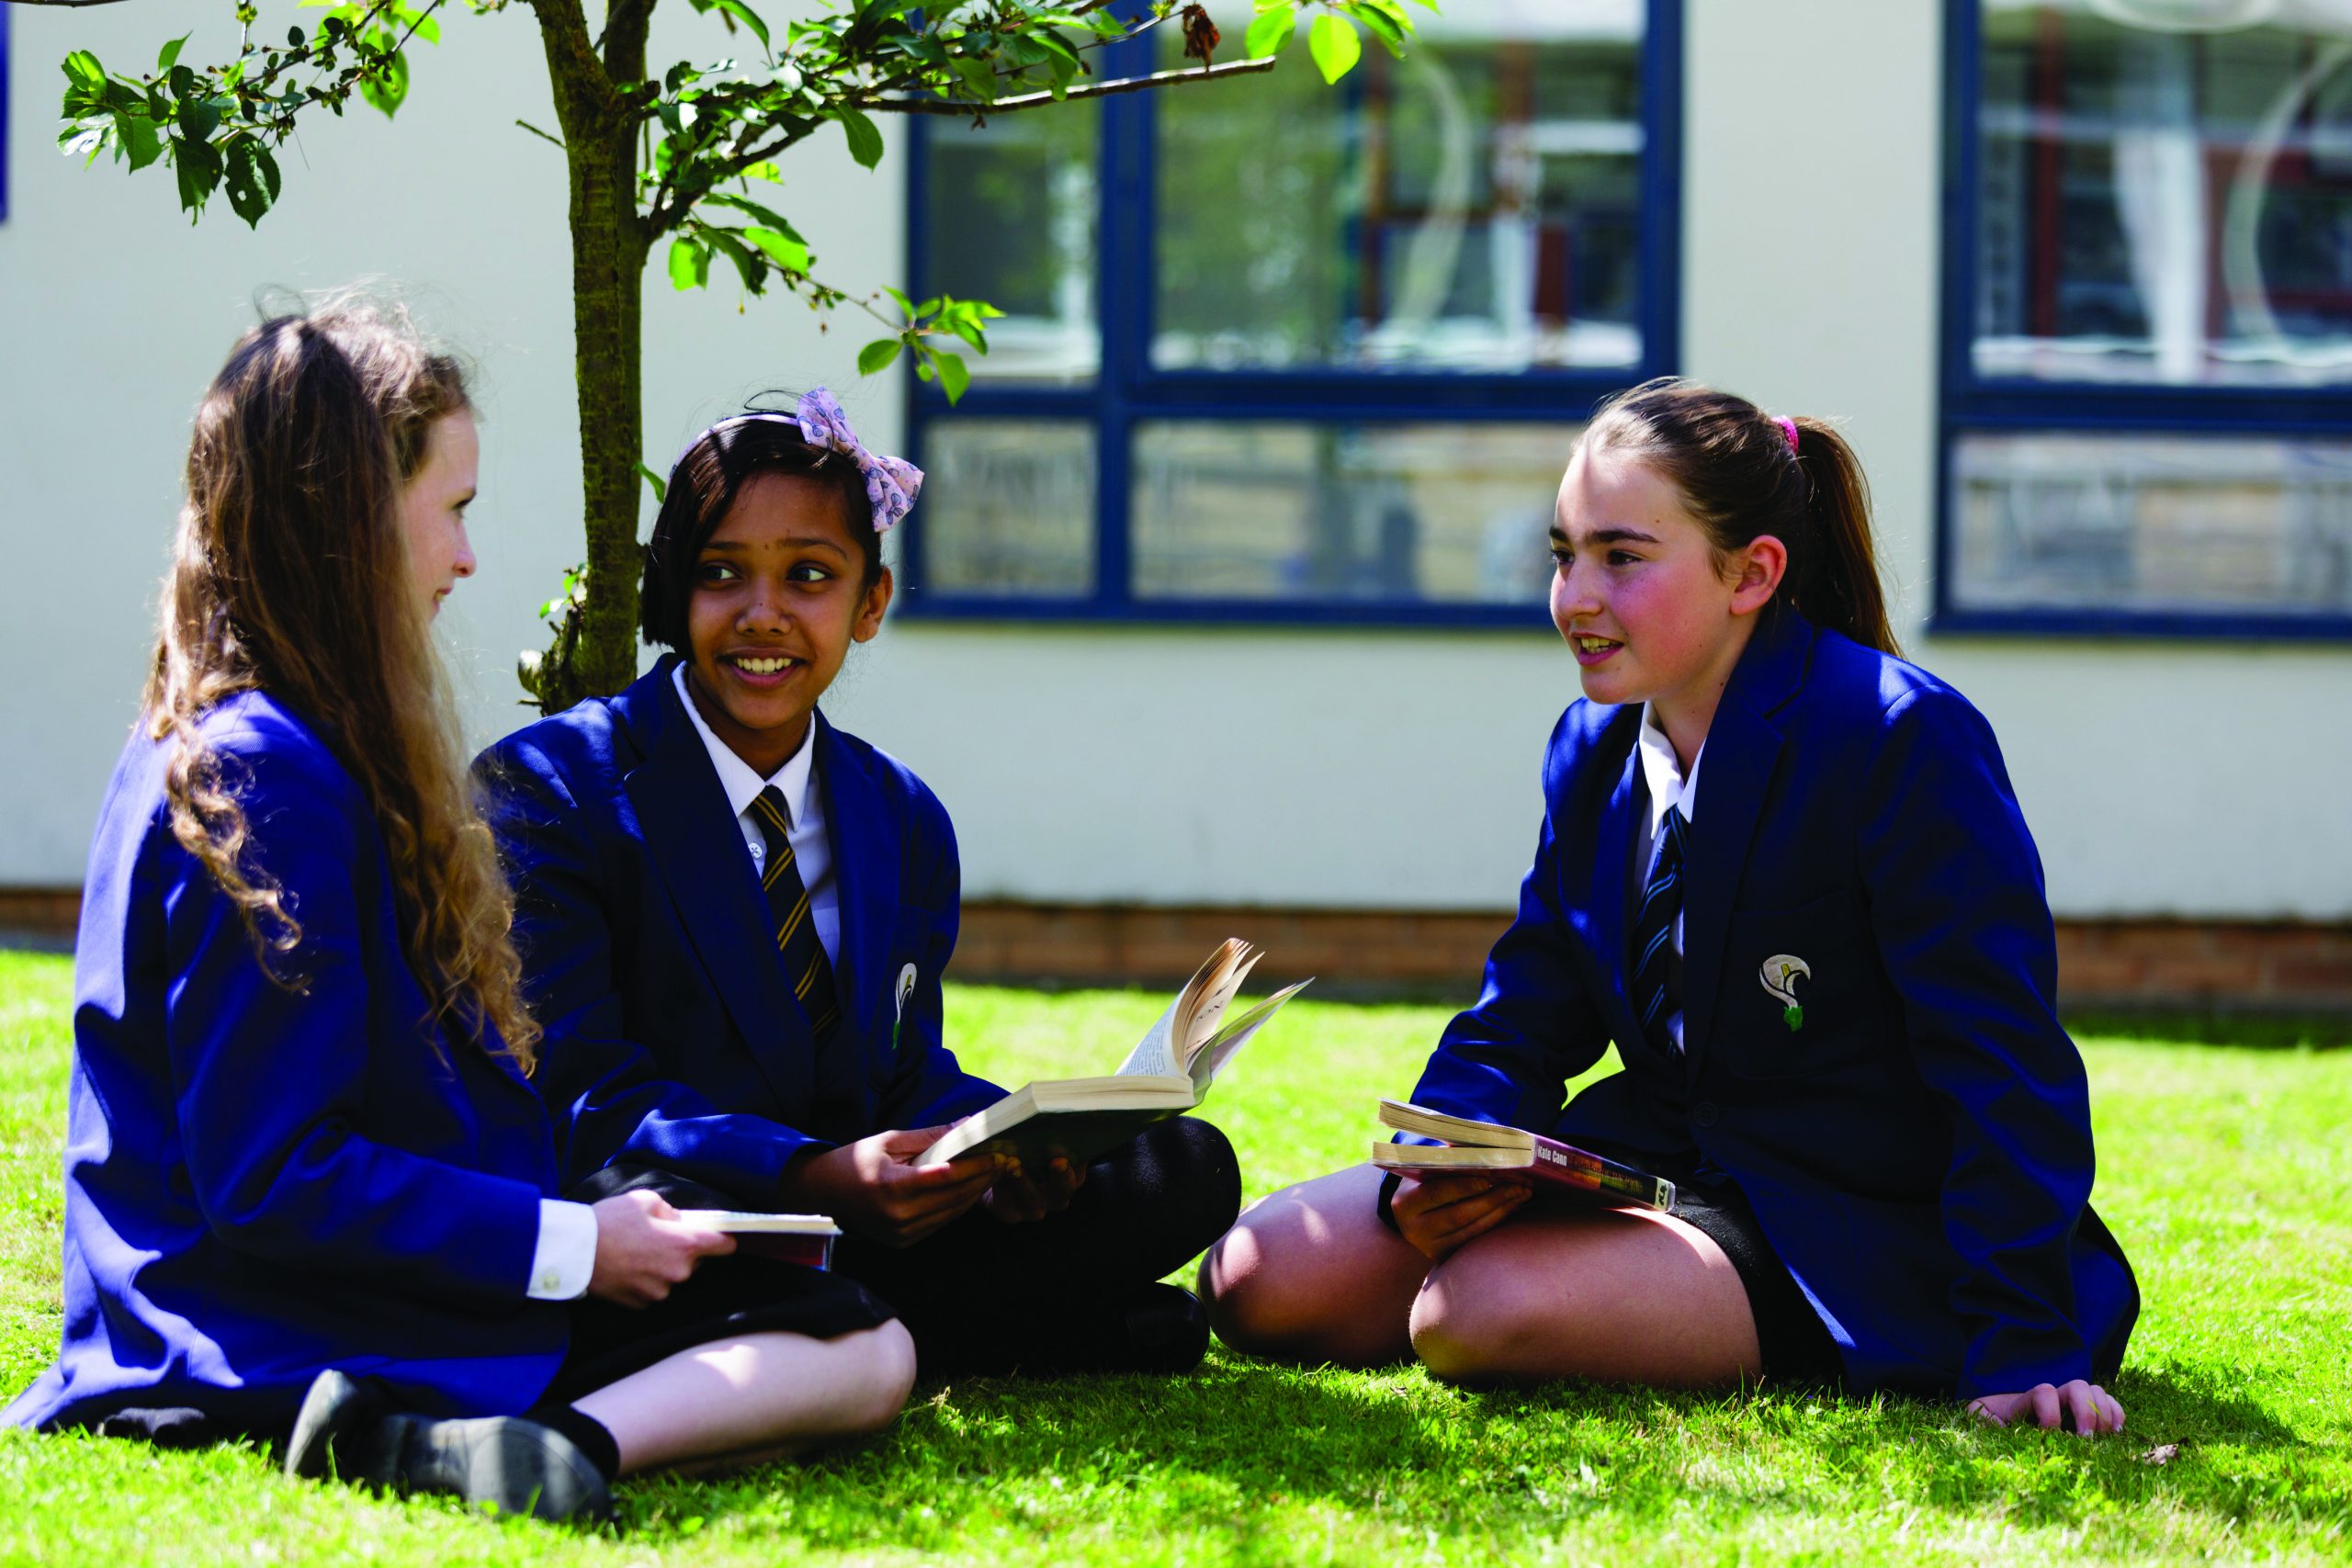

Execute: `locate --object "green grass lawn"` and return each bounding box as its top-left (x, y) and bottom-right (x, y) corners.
top-left (2, 946), bottom-right (2347, 1565)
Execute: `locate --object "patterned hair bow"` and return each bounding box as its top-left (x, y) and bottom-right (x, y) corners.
top-left (792, 387), bottom-right (923, 533)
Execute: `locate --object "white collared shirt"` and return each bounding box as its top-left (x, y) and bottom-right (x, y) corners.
top-left (672, 661), bottom-right (841, 964)
top-left (1631, 702), bottom-right (1702, 1054)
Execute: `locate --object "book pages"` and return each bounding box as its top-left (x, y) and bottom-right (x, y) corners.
top-left (1186, 978), bottom-right (1311, 1093)
top-left (1116, 939), bottom-right (1246, 1078)
top-left (1114, 991), bottom-right (1188, 1079)
top-left (1179, 941), bottom-right (1259, 1066)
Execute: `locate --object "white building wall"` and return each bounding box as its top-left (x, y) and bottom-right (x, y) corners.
top-left (4, 2), bottom-right (2347, 919)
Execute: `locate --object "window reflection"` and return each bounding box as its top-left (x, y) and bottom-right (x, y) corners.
top-left (1154, 0), bottom-right (1645, 372)
top-left (1131, 423), bottom-right (1572, 604)
top-left (1951, 430), bottom-right (2352, 614)
top-left (913, 423), bottom-right (1097, 595)
top-left (922, 106), bottom-right (1100, 383)
top-left (1976, 0), bottom-right (2352, 386)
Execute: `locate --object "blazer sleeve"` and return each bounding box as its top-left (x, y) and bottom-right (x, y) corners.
top-left (1857, 686), bottom-right (2098, 1398)
top-left (482, 741), bottom-right (821, 1197)
top-left (1408, 727), bottom-right (1614, 1132)
top-left (164, 734), bottom-right (542, 1303)
top-left (874, 791), bottom-right (1004, 1132)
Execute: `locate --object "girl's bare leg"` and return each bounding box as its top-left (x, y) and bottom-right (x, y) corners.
top-left (1409, 1208), bottom-right (1760, 1385)
top-left (572, 1320), bottom-right (917, 1475)
top-left (1199, 1165), bottom-right (1432, 1366)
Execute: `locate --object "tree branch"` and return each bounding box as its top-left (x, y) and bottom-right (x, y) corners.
top-left (516, 118), bottom-right (568, 150)
top-left (866, 57), bottom-right (1276, 114)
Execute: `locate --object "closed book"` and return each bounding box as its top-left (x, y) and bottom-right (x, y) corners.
top-left (1370, 1100), bottom-right (1676, 1213)
top-left (677, 1210), bottom-right (842, 1269)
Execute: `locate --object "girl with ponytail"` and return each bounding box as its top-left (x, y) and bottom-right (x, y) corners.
top-left (1204, 378), bottom-right (2140, 1434)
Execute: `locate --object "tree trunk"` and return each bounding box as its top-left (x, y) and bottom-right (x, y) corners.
top-left (530, 12), bottom-right (652, 709)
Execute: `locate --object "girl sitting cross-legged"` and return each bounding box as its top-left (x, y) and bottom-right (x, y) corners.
top-left (1201, 378), bottom-right (2140, 1435)
top-left (2, 304), bottom-right (915, 1524)
top-left (474, 393), bottom-right (1240, 1380)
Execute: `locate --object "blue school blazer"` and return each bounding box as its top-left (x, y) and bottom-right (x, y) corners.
top-left (476, 658), bottom-right (1002, 1198)
top-left (1409, 610), bottom-right (2138, 1400)
top-left (6, 694), bottom-right (567, 1434)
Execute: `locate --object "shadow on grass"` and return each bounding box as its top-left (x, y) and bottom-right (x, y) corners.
top-left (2067, 1010), bottom-right (2352, 1050)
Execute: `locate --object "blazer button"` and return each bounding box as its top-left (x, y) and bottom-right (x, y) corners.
top-left (1692, 1101), bottom-right (1720, 1128)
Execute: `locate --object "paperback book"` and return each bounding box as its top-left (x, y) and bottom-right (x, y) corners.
top-left (1370, 1100), bottom-right (1677, 1213)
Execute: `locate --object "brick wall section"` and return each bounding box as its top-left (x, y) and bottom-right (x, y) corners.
top-left (6, 886), bottom-right (2348, 1010)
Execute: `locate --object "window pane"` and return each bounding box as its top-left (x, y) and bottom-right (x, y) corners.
top-left (1950, 430), bottom-right (2352, 615)
top-left (921, 106), bottom-right (1100, 383)
top-left (1154, 1), bottom-right (1645, 373)
top-left (1976, 2), bottom-right (2352, 386)
top-left (916, 423), bottom-right (1097, 596)
top-left (1131, 422), bottom-right (1571, 604)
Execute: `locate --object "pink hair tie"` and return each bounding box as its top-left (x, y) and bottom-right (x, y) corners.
top-left (1776, 415), bottom-right (1801, 455)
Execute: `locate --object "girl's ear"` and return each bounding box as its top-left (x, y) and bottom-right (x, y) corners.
top-left (1729, 534), bottom-right (1788, 615)
top-left (853, 565), bottom-right (894, 643)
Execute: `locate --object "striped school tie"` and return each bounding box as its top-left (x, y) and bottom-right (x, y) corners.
top-left (1631, 806), bottom-right (1689, 1059)
top-left (751, 784), bottom-right (841, 1043)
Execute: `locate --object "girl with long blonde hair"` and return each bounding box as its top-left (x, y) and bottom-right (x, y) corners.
top-left (4, 302), bottom-right (916, 1522)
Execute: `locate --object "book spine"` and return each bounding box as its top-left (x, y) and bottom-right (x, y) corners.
top-left (1526, 1136), bottom-right (1676, 1212)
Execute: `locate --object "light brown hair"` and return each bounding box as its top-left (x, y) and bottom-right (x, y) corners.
top-left (147, 302), bottom-right (538, 1068)
top-left (1581, 377), bottom-right (1901, 658)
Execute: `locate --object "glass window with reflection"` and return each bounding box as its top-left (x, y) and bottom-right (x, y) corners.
top-left (1948, 0), bottom-right (2352, 634)
top-left (904, 0), bottom-right (1678, 624)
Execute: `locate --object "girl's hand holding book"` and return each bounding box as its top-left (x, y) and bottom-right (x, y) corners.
top-left (1390, 1172), bottom-right (1533, 1262)
top-left (781, 1127), bottom-right (1001, 1248)
top-left (981, 1156), bottom-right (1087, 1225)
top-left (1967, 1381), bottom-right (2125, 1438)
top-left (586, 1190), bottom-right (738, 1307)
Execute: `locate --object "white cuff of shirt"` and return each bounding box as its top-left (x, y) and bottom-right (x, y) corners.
top-left (527, 1198), bottom-right (599, 1301)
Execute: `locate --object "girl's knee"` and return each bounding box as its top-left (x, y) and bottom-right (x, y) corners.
top-left (838, 1320), bottom-right (918, 1433)
top-left (1409, 1258), bottom-right (1576, 1383)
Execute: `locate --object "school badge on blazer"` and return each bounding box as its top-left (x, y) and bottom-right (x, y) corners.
top-left (893, 963), bottom-right (919, 1051)
top-left (1760, 954), bottom-right (1811, 1032)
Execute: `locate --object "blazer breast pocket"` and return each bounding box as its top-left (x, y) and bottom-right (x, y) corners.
top-left (1717, 889), bottom-right (1886, 1081)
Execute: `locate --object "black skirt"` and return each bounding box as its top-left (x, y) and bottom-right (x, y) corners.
top-left (545, 1165), bottom-right (899, 1401)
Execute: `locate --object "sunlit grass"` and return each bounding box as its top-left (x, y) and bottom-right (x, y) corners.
top-left (3, 949), bottom-right (2346, 1565)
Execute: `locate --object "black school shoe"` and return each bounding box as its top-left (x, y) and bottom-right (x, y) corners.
top-left (284, 1370), bottom-right (614, 1526)
top-left (1091, 1283), bottom-right (1213, 1374)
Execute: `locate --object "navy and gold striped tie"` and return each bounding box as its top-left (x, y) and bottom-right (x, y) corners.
top-left (751, 784), bottom-right (841, 1043)
top-left (1631, 806), bottom-right (1688, 1060)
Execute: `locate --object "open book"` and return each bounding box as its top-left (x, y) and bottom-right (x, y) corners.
top-left (918, 939), bottom-right (1308, 1168)
top-left (1371, 1100), bottom-right (1677, 1213)
top-left (677, 1210), bottom-right (842, 1270)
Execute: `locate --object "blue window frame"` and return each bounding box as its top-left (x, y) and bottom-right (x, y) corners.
top-left (1, 5), bottom-right (13, 224)
top-left (1939, 0), bottom-right (2352, 641)
top-left (900, 1), bottom-right (1684, 627)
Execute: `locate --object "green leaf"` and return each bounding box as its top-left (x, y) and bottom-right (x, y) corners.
top-left (857, 337), bottom-right (903, 376)
top-left (175, 93), bottom-right (221, 144)
top-left (668, 236), bottom-right (711, 290)
top-left (707, 0), bottom-right (773, 52)
top-left (704, 191), bottom-right (800, 234)
top-left (933, 349), bottom-right (971, 405)
top-left (741, 160), bottom-right (784, 183)
top-left (220, 138), bottom-right (281, 228)
top-left (172, 134), bottom-right (222, 216)
top-left (117, 113), bottom-right (164, 173)
top-left (1308, 14), bottom-right (1362, 84)
top-left (62, 51), bottom-right (107, 91)
top-left (635, 462), bottom-right (670, 504)
top-left (949, 58), bottom-right (998, 103)
top-left (357, 49), bottom-right (411, 118)
top-left (1244, 6), bottom-right (1296, 58)
top-left (838, 107), bottom-right (884, 170)
top-left (743, 227), bottom-right (810, 274)
top-left (1350, 4), bottom-right (1408, 57)
top-left (704, 229), bottom-right (763, 293)
top-left (157, 35), bottom-right (190, 73)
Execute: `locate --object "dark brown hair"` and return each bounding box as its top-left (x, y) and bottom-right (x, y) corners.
top-left (639, 412), bottom-right (879, 649)
top-left (1581, 377), bottom-right (1900, 657)
top-left (148, 301), bottom-right (539, 1069)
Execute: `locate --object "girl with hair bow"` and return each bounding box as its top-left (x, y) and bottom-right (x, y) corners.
top-left (478, 390), bottom-right (1241, 1381)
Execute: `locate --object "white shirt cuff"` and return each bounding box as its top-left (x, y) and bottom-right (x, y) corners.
top-left (527, 1198), bottom-right (599, 1301)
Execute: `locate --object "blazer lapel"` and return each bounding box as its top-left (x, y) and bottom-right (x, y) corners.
top-left (1576, 715), bottom-right (1646, 1056)
top-left (815, 714), bottom-right (899, 1055)
top-left (1679, 613), bottom-right (1814, 1067)
top-left (615, 663), bottom-right (815, 1114)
